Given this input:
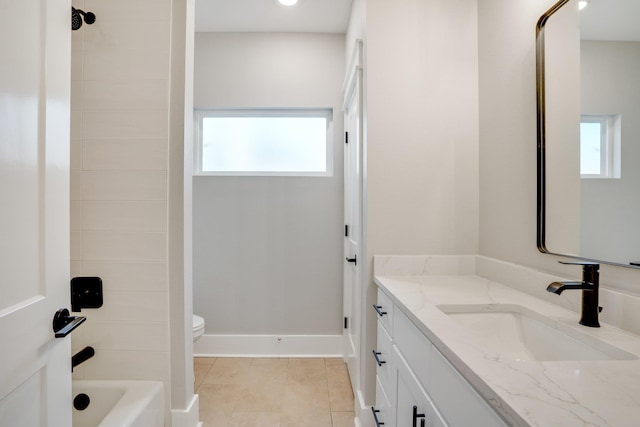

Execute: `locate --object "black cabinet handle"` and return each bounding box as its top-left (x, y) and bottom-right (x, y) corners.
top-left (413, 405), bottom-right (426, 427)
top-left (372, 350), bottom-right (386, 366)
top-left (371, 406), bottom-right (385, 426)
top-left (345, 255), bottom-right (357, 265)
top-left (53, 308), bottom-right (86, 338)
top-left (373, 304), bottom-right (387, 317)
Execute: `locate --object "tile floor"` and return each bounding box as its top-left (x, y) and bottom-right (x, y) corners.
top-left (194, 357), bottom-right (355, 427)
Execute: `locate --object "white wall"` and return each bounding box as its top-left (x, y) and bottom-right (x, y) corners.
top-left (352, 0), bottom-right (480, 411)
top-left (580, 41), bottom-right (640, 263)
top-left (70, 0), bottom-right (194, 424)
top-left (192, 33), bottom-right (345, 338)
top-left (478, 1), bottom-right (640, 293)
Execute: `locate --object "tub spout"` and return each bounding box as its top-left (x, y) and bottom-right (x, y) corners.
top-left (72, 346), bottom-right (95, 371)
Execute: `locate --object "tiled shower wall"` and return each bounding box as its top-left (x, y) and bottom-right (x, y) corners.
top-left (70, 0), bottom-right (172, 389)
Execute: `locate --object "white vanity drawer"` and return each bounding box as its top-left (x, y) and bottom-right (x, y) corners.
top-left (430, 347), bottom-right (508, 427)
top-left (375, 288), bottom-right (394, 334)
top-left (373, 375), bottom-right (394, 427)
top-left (394, 308), bottom-right (431, 391)
top-left (395, 347), bottom-right (447, 427)
top-left (375, 319), bottom-right (394, 393)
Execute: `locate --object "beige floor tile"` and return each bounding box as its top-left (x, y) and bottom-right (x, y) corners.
top-left (331, 411), bottom-right (355, 427)
top-left (198, 357), bottom-right (354, 427)
top-left (194, 358), bottom-right (215, 391)
top-left (230, 411), bottom-right (281, 427)
top-left (234, 382), bottom-right (285, 412)
top-left (280, 410), bottom-right (333, 427)
top-left (282, 383), bottom-right (331, 414)
top-left (252, 357), bottom-right (289, 367)
top-left (327, 364), bottom-right (350, 388)
top-left (327, 364), bottom-right (354, 412)
top-left (200, 410), bottom-right (232, 427)
top-left (198, 384), bottom-right (246, 415)
top-left (287, 359), bottom-right (328, 387)
top-left (203, 357), bottom-right (253, 385)
top-left (249, 363), bottom-right (289, 385)
top-left (324, 358), bottom-right (344, 366)
top-left (288, 358), bottom-right (325, 368)
top-left (196, 357), bottom-right (217, 366)
top-left (328, 384), bottom-right (354, 412)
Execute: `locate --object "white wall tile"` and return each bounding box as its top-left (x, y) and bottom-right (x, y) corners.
top-left (81, 321), bottom-right (168, 351)
top-left (71, 49), bottom-right (83, 81)
top-left (70, 261), bottom-right (83, 277)
top-left (70, 139), bottom-right (82, 171)
top-left (82, 231), bottom-right (166, 262)
top-left (85, 0), bottom-right (170, 23)
top-left (83, 81), bottom-right (169, 111)
top-left (82, 110), bottom-right (168, 140)
top-left (82, 141), bottom-right (167, 171)
top-left (71, 81), bottom-right (83, 110)
top-left (83, 20), bottom-right (170, 53)
top-left (82, 201), bottom-right (167, 232)
top-left (81, 261), bottom-right (167, 292)
top-left (71, 201), bottom-right (82, 231)
top-left (70, 170), bottom-right (82, 201)
top-left (83, 50), bottom-right (170, 82)
top-left (83, 291), bottom-right (168, 323)
top-left (80, 349), bottom-right (170, 381)
top-left (70, 110), bottom-right (82, 140)
top-left (69, 0), bottom-right (173, 391)
top-left (71, 231), bottom-right (83, 261)
top-left (81, 171), bottom-right (167, 201)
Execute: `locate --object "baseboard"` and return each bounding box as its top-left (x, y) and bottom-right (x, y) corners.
top-left (193, 334), bottom-right (343, 358)
top-left (170, 394), bottom-right (200, 427)
top-left (354, 389), bottom-right (374, 427)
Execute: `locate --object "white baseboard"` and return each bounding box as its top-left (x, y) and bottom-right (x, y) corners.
top-left (193, 334), bottom-right (343, 358)
top-left (354, 389), bottom-right (374, 427)
top-left (170, 394), bottom-right (200, 427)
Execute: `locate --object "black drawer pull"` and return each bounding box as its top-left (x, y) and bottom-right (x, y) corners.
top-left (373, 304), bottom-right (387, 316)
top-left (371, 406), bottom-right (385, 426)
top-left (413, 405), bottom-right (426, 427)
top-left (372, 350), bottom-right (386, 366)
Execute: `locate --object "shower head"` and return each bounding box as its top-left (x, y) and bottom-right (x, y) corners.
top-left (72, 7), bottom-right (96, 31)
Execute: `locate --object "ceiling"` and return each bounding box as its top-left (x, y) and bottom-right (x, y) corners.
top-left (194, 0), bottom-right (354, 33)
top-left (581, 0), bottom-right (640, 41)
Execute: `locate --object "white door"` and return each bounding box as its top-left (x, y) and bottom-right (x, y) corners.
top-left (0, 0), bottom-right (72, 425)
top-left (343, 41), bottom-right (363, 391)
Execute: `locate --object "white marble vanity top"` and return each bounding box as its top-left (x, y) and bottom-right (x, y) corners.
top-left (374, 256), bottom-right (640, 427)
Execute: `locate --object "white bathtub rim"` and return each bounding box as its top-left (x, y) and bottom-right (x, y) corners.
top-left (72, 380), bottom-right (164, 427)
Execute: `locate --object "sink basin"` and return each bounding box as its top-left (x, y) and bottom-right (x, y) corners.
top-left (437, 304), bottom-right (637, 362)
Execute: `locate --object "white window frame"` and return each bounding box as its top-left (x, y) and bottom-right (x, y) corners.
top-left (580, 114), bottom-right (621, 179)
top-left (194, 108), bottom-right (334, 177)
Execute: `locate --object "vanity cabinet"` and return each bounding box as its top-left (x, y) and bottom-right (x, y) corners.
top-left (373, 288), bottom-right (509, 427)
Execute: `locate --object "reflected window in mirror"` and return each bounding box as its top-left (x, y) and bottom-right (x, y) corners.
top-left (580, 114), bottom-right (621, 179)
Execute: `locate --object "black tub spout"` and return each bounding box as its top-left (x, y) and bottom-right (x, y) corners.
top-left (72, 346), bottom-right (95, 371)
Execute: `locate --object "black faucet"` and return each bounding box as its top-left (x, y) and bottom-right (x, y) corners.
top-left (546, 261), bottom-right (600, 327)
top-left (72, 346), bottom-right (95, 371)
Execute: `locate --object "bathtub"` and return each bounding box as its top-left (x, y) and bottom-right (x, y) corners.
top-left (72, 380), bottom-right (164, 427)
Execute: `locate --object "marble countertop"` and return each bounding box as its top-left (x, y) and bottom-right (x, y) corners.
top-left (374, 273), bottom-right (640, 427)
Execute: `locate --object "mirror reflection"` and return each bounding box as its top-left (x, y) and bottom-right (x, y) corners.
top-left (539, 0), bottom-right (640, 267)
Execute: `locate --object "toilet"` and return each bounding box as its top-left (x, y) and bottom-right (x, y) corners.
top-left (192, 314), bottom-right (205, 343)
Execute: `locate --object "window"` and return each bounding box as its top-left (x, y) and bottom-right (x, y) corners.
top-left (194, 109), bottom-right (333, 176)
top-left (580, 114), bottom-right (621, 179)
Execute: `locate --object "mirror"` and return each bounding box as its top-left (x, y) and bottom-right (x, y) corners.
top-left (537, 0), bottom-right (640, 268)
